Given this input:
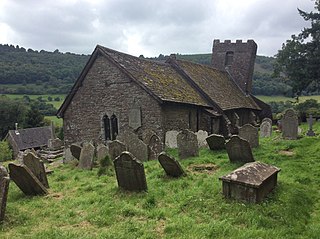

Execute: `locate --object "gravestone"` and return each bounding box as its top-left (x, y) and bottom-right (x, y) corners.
top-left (206, 134), bottom-right (226, 150)
top-left (260, 121), bottom-right (272, 138)
top-left (306, 114), bottom-right (316, 136)
top-left (0, 166), bottom-right (10, 222)
top-left (282, 109), bottom-right (298, 139)
top-left (8, 163), bottom-right (48, 196)
top-left (23, 152), bottom-right (49, 188)
top-left (238, 124), bottom-right (259, 148)
top-left (64, 147), bottom-right (76, 163)
top-left (48, 138), bottom-right (63, 150)
top-left (165, 130), bottom-right (179, 148)
top-left (148, 134), bottom-right (164, 160)
top-left (177, 129), bottom-right (199, 159)
top-left (196, 130), bottom-right (209, 148)
top-left (262, 118), bottom-right (272, 125)
top-left (78, 142), bottom-right (95, 170)
top-left (70, 143), bottom-right (82, 160)
top-left (225, 135), bottom-right (255, 163)
top-left (97, 144), bottom-right (108, 161)
top-left (219, 161), bottom-right (280, 203)
top-left (158, 152), bottom-right (185, 177)
top-left (114, 152), bottom-right (147, 191)
top-left (108, 140), bottom-right (126, 161)
top-left (119, 131), bottom-right (148, 162)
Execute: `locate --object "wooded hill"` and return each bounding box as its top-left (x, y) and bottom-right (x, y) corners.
top-left (0, 44), bottom-right (291, 96)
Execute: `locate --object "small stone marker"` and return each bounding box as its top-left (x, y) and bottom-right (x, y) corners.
top-left (23, 152), bottom-right (49, 188)
top-left (97, 144), bottom-right (108, 161)
top-left (225, 135), bottom-right (254, 163)
top-left (70, 143), bottom-right (82, 160)
top-left (158, 152), bottom-right (185, 177)
top-left (177, 129), bottom-right (199, 159)
top-left (8, 163), bottom-right (48, 196)
top-left (0, 166), bottom-right (10, 222)
top-left (114, 152), bottom-right (147, 191)
top-left (206, 134), bottom-right (225, 150)
top-left (48, 138), bottom-right (63, 150)
top-left (306, 114), bottom-right (316, 136)
top-left (165, 130), bottom-right (179, 148)
top-left (108, 140), bottom-right (126, 161)
top-left (148, 134), bottom-right (164, 160)
top-left (282, 109), bottom-right (298, 139)
top-left (196, 130), bottom-right (209, 148)
top-left (238, 124), bottom-right (259, 148)
top-left (78, 142), bottom-right (95, 170)
top-left (219, 161), bottom-right (280, 203)
top-left (260, 121), bottom-right (272, 138)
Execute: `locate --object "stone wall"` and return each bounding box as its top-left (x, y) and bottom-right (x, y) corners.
top-left (211, 39), bottom-right (257, 94)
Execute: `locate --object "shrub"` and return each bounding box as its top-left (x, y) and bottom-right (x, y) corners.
top-left (0, 140), bottom-right (12, 161)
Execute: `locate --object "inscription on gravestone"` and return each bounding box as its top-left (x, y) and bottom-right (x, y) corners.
top-left (23, 152), bottom-right (49, 188)
top-left (158, 152), bottom-right (185, 177)
top-left (0, 166), bottom-right (10, 222)
top-left (225, 135), bottom-right (255, 163)
top-left (114, 152), bottom-right (147, 191)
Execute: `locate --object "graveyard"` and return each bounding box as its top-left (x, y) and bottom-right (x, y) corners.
top-left (0, 122), bottom-right (320, 239)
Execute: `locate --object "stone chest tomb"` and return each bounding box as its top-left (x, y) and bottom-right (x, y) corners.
top-left (219, 162), bottom-right (280, 203)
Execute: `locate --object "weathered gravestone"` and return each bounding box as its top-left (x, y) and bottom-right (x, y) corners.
top-left (148, 134), bottom-right (164, 160)
top-left (8, 163), bottom-right (48, 196)
top-left (108, 140), bottom-right (126, 161)
top-left (63, 147), bottom-right (76, 163)
top-left (206, 134), bottom-right (226, 150)
top-left (219, 161), bottom-right (280, 203)
top-left (225, 135), bottom-right (255, 163)
top-left (48, 138), bottom-right (63, 150)
top-left (307, 114), bottom-right (316, 136)
top-left (262, 118), bottom-right (272, 125)
top-left (196, 130), bottom-right (209, 148)
top-left (78, 142), bottom-right (95, 170)
top-left (23, 152), bottom-right (49, 188)
top-left (70, 143), bottom-right (82, 160)
top-left (165, 130), bottom-right (179, 148)
top-left (96, 144), bottom-right (108, 161)
top-left (119, 131), bottom-right (148, 162)
top-left (177, 129), bottom-right (199, 159)
top-left (0, 166), bottom-right (10, 222)
top-left (238, 124), bottom-right (259, 148)
top-left (282, 109), bottom-right (298, 139)
top-left (114, 152), bottom-right (147, 191)
top-left (158, 152), bottom-right (185, 177)
top-left (260, 121), bottom-right (272, 138)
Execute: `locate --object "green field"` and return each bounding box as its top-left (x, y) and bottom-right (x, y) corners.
top-left (1, 125), bottom-right (320, 238)
top-left (256, 95), bottom-right (320, 103)
top-left (1, 94), bottom-right (65, 107)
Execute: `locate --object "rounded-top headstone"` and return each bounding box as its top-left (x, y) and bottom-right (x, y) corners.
top-left (177, 129), bottom-right (199, 159)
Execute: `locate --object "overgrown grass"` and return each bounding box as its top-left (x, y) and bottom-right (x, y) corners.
top-left (1, 125), bottom-right (320, 238)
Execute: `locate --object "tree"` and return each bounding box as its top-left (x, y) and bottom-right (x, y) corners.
top-left (274, 0), bottom-right (320, 96)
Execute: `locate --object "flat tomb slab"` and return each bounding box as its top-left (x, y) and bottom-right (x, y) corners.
top-left (219, 161), bottom-right (280, 203)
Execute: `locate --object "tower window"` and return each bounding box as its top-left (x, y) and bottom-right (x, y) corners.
top-left (225, 51), bottom-right (234, 66)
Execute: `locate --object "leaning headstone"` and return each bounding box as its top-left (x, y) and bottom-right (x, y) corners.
top-left (8, 163), bottom-right (48, 196)
top-left (158, 152), bottom-right (185, 177)
top-left (260, 121), bottom-right (272, 138)
top-left (0, 166), bottom-right (10, 222)
top-left (165, 130), bottom-right (179, 148)
top-left (306, 114), bottom-right (316, 136)
top-left (196, 130), bottom-right (209, 148)
top-left (238, 124), bottom-right (259, 148)
top-left (78, 142), bottom-right (95, 170)
top-left (114, 152), bottom-right (147, 191)
top-left (225, 135), bottom-right (255, 163)
top-left (48, 138), bottom-right (63, 150)
top-left (23, 152), bottom-right (49, 188)
top-left (177, 129), bottom-right (199, 159)
top-left (219, 161), bottom-right (280, 203)
top-left (206, 134), bottom-right (225, 150)
top-left (96, 144), bottom-right (108, 162)
top-left (148, 134), bottom-right (164, 160)
top-left (63, 147), bottom-right (77, 163)
top-left (282, 109), bottom-right (298, 139)
top-left (108, 140), bottom-right (126, 161)
top-left (70, 143), bottom-right (82, 160)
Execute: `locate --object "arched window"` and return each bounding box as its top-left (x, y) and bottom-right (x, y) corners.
top-left (225, 51), bottom-right (234, 66)
top-left (110, 114), bottom-right (118, 140)
top-left (103, 115), bottom-right (111, 140)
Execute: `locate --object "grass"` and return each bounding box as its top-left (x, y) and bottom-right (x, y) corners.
top-left (256, 95), bottom-right (320, 103)
top-left (1, 123), bottom-right (320, 238)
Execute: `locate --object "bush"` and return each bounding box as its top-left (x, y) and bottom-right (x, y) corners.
top-left (295, 99), bottom-right (320, 122)
top-left (0, 141), bottom-right (12, 161)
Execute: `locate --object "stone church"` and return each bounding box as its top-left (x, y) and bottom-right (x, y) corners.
top-left (57, 39), bottom-right (266, 146)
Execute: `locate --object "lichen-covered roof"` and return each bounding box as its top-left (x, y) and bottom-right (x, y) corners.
top-left (99, 46), bottom-right (210, 107)
top-left (175, 59), bottom-right (260, 110)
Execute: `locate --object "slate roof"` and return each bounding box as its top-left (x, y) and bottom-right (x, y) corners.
top-left (58, 45), bottom-right (260, 117)
top-left (7, 126), bottom-right (53, 151)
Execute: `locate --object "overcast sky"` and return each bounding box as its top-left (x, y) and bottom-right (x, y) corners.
top-left (0, 0), bottom-right (316, 57)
